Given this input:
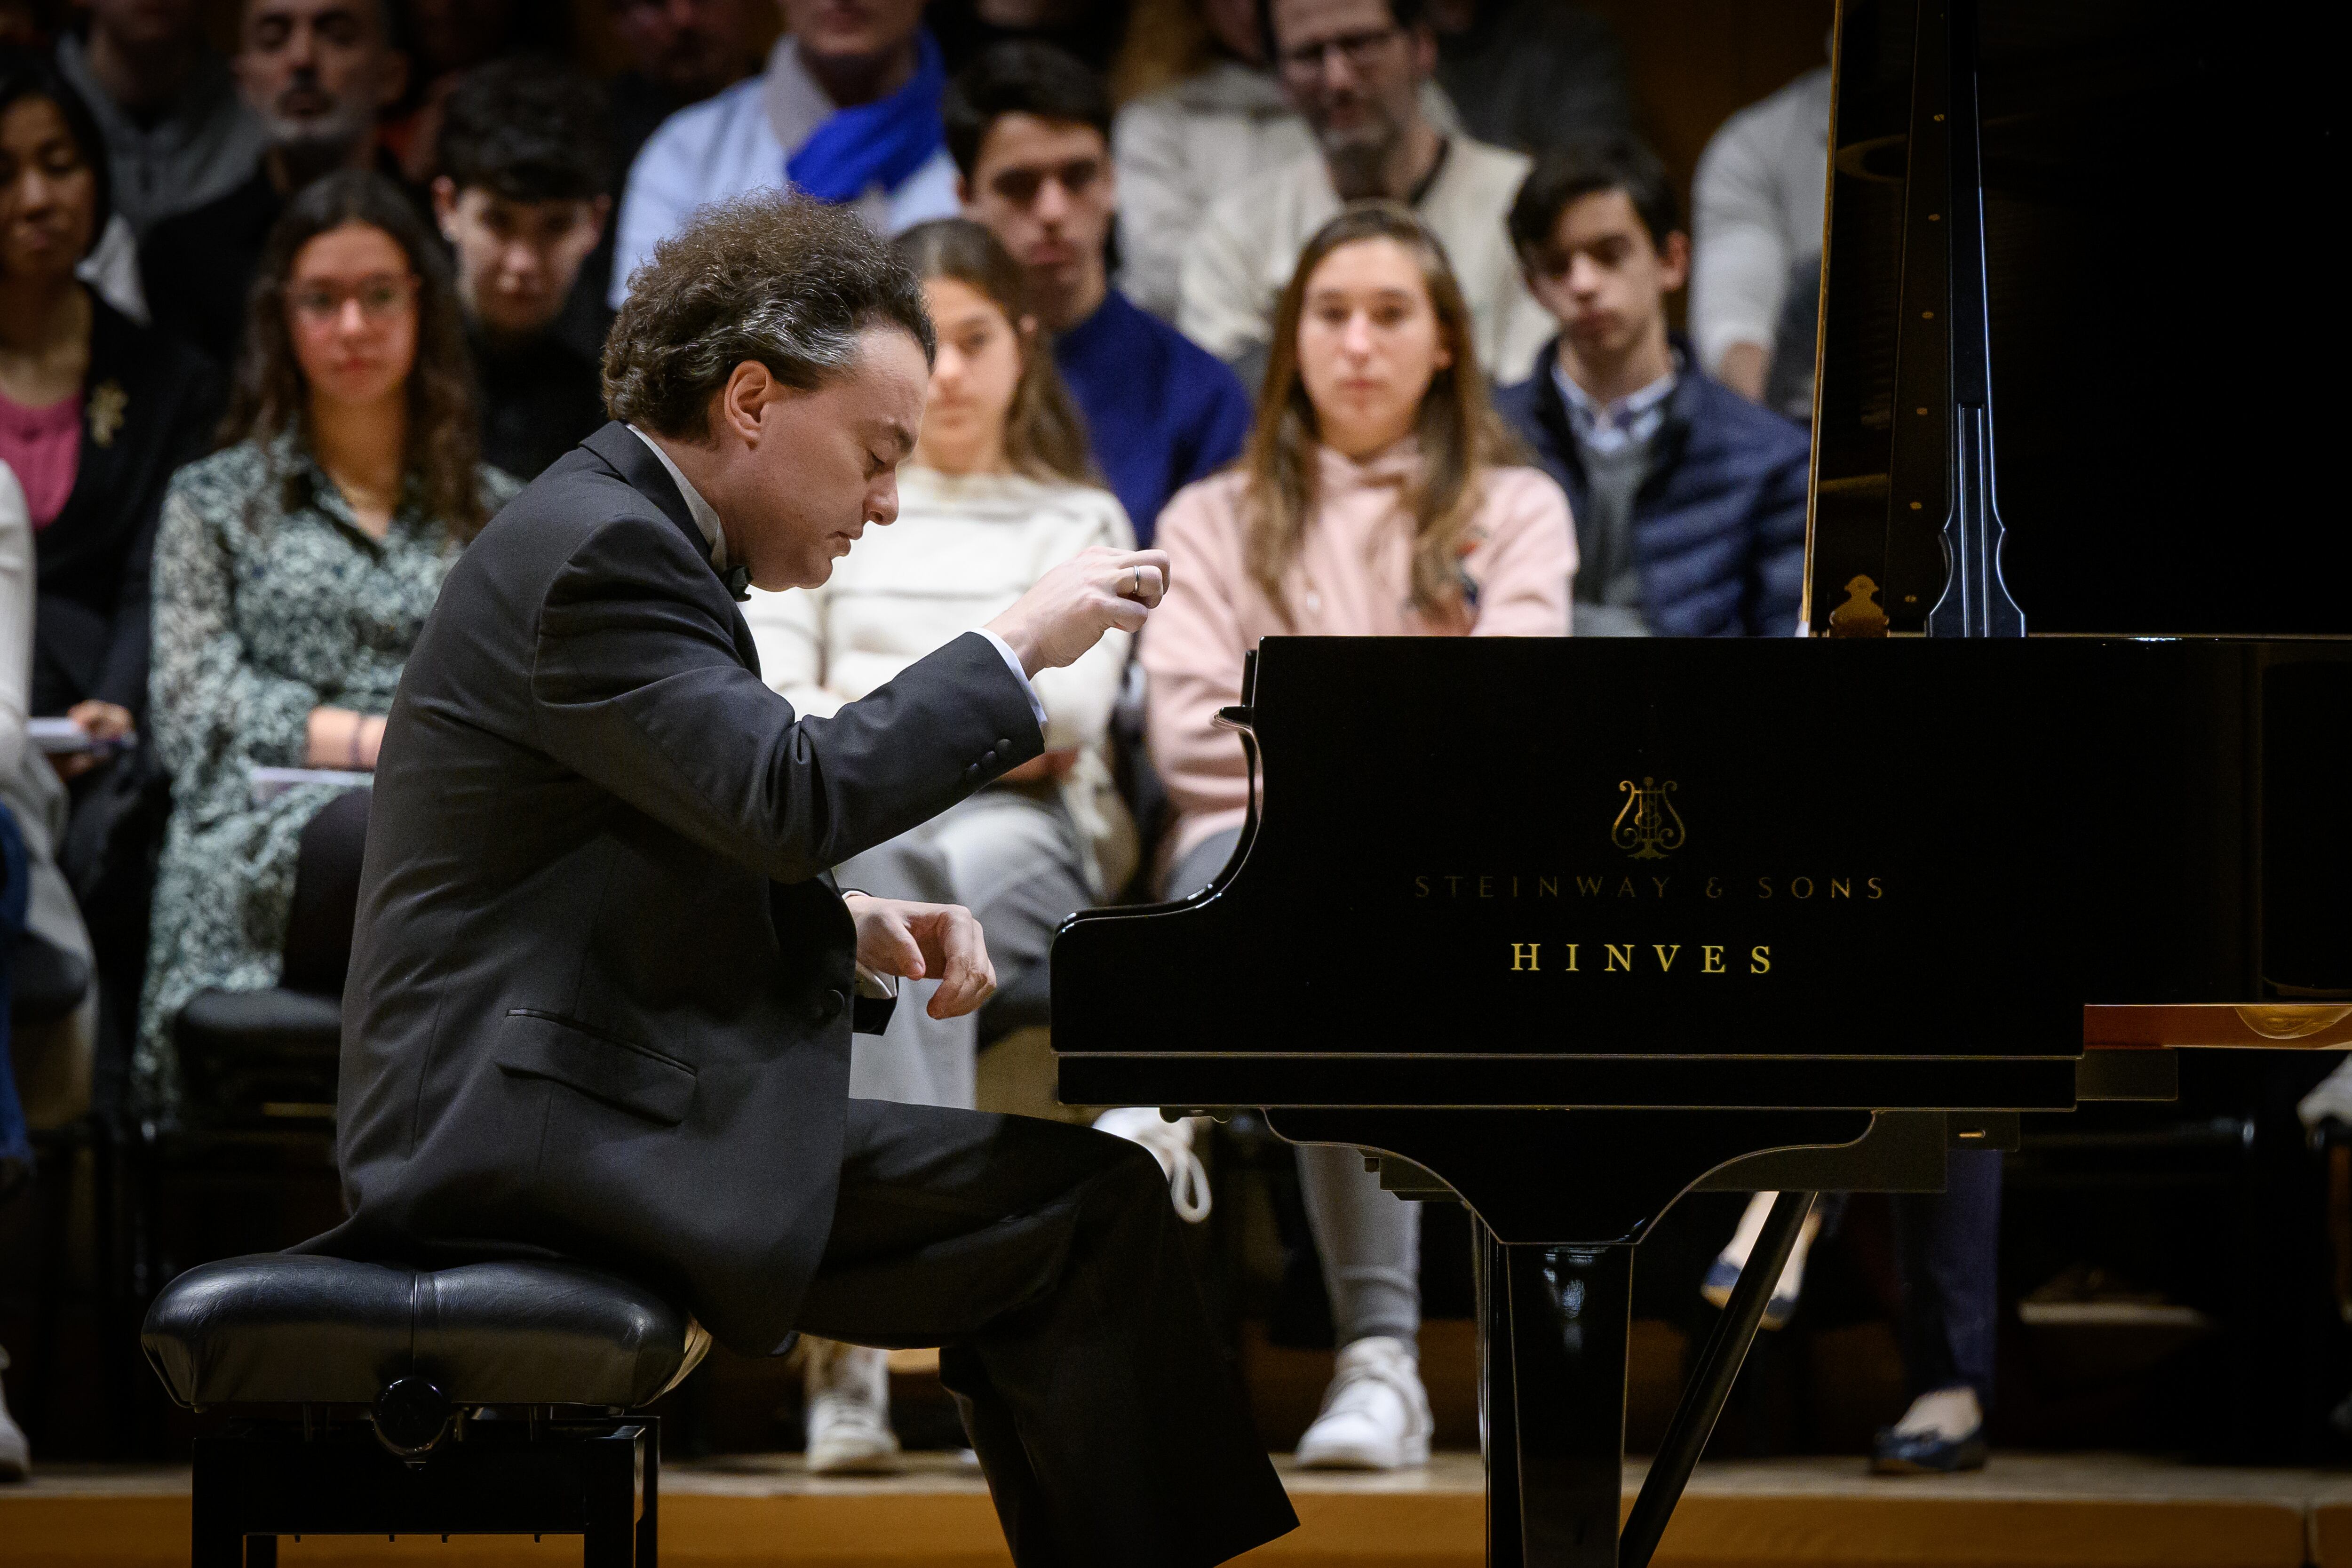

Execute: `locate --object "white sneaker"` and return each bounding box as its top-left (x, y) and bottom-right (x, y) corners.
top-left (0, 1345), bottom-right (28, 1482)
top-left (802, 1340), bottom-right (900, 1475)
top-left (1294, 1335), bottom-right (1432, 1470)
top-left (1703, 1191), bottom-right (1823, 1330)
top-left (2301, 1058), bottom-right (2352, 1131)
top-left (1092, 1106), bottom-right (1212, 1222)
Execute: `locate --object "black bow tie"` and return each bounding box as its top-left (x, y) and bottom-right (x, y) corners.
top-left (723, 564), bottom-right (751, 601)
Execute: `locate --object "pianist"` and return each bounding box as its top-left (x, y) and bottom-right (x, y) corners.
top-left (1141, 203), bottom-right (1571, 1471)
top-left (302, 195), bottom-right (1297, 1568)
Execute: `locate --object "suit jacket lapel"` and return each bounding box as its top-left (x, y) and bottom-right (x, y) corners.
top-left (578, 421), bottom-right (762, 676)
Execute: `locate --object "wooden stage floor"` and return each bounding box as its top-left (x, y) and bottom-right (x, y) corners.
top-left (8, 1451), bottom-right (2352, 1568)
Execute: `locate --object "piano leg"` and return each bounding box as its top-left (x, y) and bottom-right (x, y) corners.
top-left (1477, 1221), bottom-right (1525, 1566)
top-left (1505, 1242), bottom-right (1633, 1568)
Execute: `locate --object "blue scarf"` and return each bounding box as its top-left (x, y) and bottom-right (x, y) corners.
top-left (786, 29), bottom-right (946, 205)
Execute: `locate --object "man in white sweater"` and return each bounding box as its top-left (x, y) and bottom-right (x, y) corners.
top-left (1689, 62), bottom-right (1832, 406)
top-left (1176, 0), bottom-right (1551, 387)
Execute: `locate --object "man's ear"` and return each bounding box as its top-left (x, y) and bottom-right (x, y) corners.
top-left (955, 171), bottom-right (972, 209)
top-left (430, 175), bottom-right (459, 238)
top-left (716, 360), bottom-right (776, 446)
top-left (1659, 229), bottom-right (1692, 294)
top-left (587, 192), bottom-right (613, 245)
top-left (1409, 24), bottom-right (1438, 80)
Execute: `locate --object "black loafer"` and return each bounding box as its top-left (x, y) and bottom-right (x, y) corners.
top-left (1870, 1424), bottom-right (1988, 1475)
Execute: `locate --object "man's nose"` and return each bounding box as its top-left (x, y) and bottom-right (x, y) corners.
top-left (500, 240), bottom-right (542, 280)
top-left (1318, 46), bottom-right (1360, 95)
top-left (1567, 254), bottom-right (1604, 294)
top-left (1033, 175), bottom-right (1069, 223)
top-left (285, 21), bottom-right (318, 66)
top-left (665, 0), bottom-right (698, 26)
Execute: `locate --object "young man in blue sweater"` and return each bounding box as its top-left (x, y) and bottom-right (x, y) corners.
top-left (945, 42), bottom-right (1252, 548)
top-left (1494, 135), bottom-right (1809, 638)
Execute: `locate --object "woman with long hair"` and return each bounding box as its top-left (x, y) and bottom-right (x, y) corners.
top-left (135, 168), bottom-right (519, 1114)
top-left (1139, 203), bottom-right (1573, 1470)
top-left (740, 215), bottom-right (1135, 1474)
top-left (0, 48), bottom-right (208, 1218)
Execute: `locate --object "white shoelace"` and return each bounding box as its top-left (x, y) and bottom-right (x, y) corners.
top-left (1093, 1108), bottom-right (1213, 1223)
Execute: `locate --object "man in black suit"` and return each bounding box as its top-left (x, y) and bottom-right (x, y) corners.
top-left (304, 195), bottom-right (1295, 1568)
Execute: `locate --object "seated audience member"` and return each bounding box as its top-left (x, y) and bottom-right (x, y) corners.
top-left (1690, 56), bottom-right (1830, 407)
top-left (2, 55), bottom-right (216, 760)
top-left (1427, 0), bottom-right (1629, 158)
top-left (141, 0), bottom-right (411, 366)
top-left (604, 0), bottom-right (753, 177)
top-left (739, 217), bottom-right (1134, 1474)
top-left (134, 169), bottom-right (517, 1115)
top-left (589, 0), bottom-right (751, 327)
top-left (1178, 0), bottom-right (1551, 388)
top-left (381, 0), bottom-right (569, 183)
top-left (1144, 204), bottom-right (1570, 1469)
top-left (929, 0), bottom-right (1128, 75)
top-left (947, 42), bottom-right (1248, 547)
top-left (52, 0), bottom-right (267, 239)
top-left (1496, 137), bottom-right (1807, 638)
top-left (431, 59), bottom-right (609, 479)
top-left (610, 0), bottom-right (957, 307)
top-left (1109, 0), bottom-right (1458, 324)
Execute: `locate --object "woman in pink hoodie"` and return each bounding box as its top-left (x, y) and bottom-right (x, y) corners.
top-left (1122, 204), bottom-right (1573, 1472)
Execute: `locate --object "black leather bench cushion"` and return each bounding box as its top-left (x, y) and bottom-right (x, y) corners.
top-left (142, 1254), bottom-right (707, 1409)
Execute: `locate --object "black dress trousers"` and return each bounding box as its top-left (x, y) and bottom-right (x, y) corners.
top-left (798, 1101), bottom-right (1298, 1568)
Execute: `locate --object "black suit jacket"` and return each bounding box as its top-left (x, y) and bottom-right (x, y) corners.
top-left (304, 422), bottom-right (1045, 1353)
top-left (35, 298), bottom-right (219, 716)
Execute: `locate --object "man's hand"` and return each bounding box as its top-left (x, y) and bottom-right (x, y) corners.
top-left (985, 546), bottom-right (1170, 677)
top-left (842, 892), bottom-right (998, 1019)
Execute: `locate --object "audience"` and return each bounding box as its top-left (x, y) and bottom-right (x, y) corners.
top-left (140, 0), bottom-right (411, 367)
top-left (1495, 138), bottom-right (1807, 638)
top-left (1177, 0), bottom-right (1550, 388)
top-left (0, 462), bottom-right (31, 1210)
top-left (740, 217), bottom-right (1135, 1473)
top-left (601, 0), bottom-right (754, 200)
top-left (50, 0), bottom-right (267, 239)
top-left (1109, 0), bottom-right (1457, 325)
top-left (2, 54), bottom-right (216, 760)
top-left (431, 59), bottom-right (610, 479)
top-left (1140, 204), bottom-right (1569, 1469)
top-left (133, 170), bottom-right (516, 1114)
top-left (930, 0), bottom-right (1129, 76)
top-left (946, 42), bottom-right (1248, 547)
top-left (1689, 55), bottom-right (1830, 408)
top-left (1426, 0), bottom-right (1629, 158)
top-left (610, 0), bottom-right (957, 306)
top-left (380, 0), bottom-right (569, 183)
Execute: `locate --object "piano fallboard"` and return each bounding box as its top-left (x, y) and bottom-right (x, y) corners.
top-left (1052, 636), bottom-right (2350, 1112)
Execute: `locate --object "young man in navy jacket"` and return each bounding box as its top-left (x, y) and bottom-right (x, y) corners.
top-left (1494, 135), bottom-right (1809, 638)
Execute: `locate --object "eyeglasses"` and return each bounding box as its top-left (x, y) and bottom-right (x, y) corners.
top-left (1277, 25), bottom-right (1402, 78)
top-left (286, 272), bottom-right (418, 326)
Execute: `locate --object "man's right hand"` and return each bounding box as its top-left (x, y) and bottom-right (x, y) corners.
top-left (985, 547), bottom-right (1171, 677)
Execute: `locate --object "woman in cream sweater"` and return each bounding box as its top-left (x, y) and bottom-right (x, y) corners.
top-left (1140, 203), bottom-right (1574, 1472)
top-left (740, 218), bottom-right (1136, 1474)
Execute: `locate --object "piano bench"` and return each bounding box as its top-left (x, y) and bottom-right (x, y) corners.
top-left (140, 1254), bottom-right (709, 1567)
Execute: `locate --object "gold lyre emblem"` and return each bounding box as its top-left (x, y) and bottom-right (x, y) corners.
top-left (87, 380), bottom-right (129, 447)
top-left (1613, 777), bottom-right (1685, 860)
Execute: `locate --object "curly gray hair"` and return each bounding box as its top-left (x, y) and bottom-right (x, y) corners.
top-left (602, 194), bottom-right (936, 439)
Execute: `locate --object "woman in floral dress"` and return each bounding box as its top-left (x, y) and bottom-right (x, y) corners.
top-left (135, 170), bottom-right (520, 1114)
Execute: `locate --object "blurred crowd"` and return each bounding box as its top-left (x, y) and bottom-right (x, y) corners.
top-left (9, 0), bottom-right (2156, 1489)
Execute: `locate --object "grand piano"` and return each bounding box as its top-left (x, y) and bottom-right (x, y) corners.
top-left (1051, 1), bottom-right (2352, 1564)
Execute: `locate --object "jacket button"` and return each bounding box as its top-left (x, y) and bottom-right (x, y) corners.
top-left (996, 738), bottom-right (1014, 752)
top-left (981, 750), bottom-right (998, 767)
top-left (963, 764), bottom-right (981, 780)
top-left (814, 988), bottom-right (846, 1023)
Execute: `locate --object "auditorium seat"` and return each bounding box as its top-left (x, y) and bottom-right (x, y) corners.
top-left (143, 1253), bottom-right (707, 1564)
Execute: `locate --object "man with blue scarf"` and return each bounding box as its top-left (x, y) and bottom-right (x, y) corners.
top-left (611, 0), bottom-right (958, 308)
